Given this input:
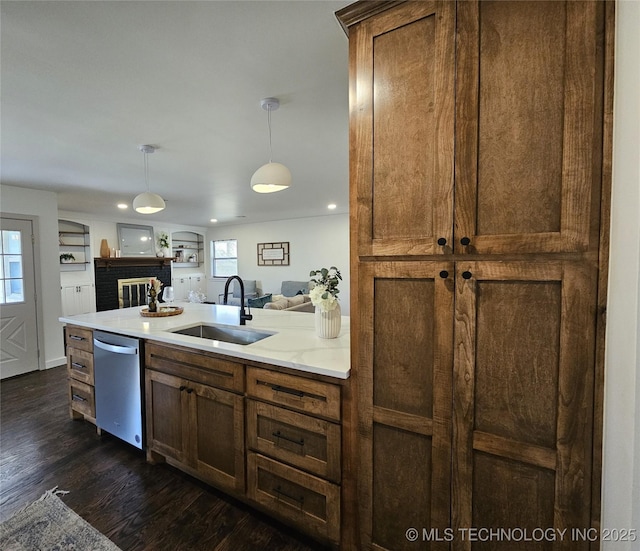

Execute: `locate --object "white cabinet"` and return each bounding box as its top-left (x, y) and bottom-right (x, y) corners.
top-left (172, 273), bottom-right (206, 301)
top-left (61, 285), bottom-right (95, 316)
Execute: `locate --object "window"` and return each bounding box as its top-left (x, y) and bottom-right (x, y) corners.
top-left (1, 230), bottom-right (25, 304)
top-left (211, 239), bottom-right (238, 278)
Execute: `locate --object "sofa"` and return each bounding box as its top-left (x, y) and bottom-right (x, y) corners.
top-left (218, 279), bottom-right (259, 307)
top-left (255, 280), bottom-right (315, 313)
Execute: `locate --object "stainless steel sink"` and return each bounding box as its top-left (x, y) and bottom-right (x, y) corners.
top-left (169, 323), bottom-right (273, 345)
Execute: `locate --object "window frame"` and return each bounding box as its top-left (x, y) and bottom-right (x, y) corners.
top-left (211, 238), bottom-right (238, 278)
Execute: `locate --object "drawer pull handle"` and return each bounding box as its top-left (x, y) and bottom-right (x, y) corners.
top-left (273, 485), bottom-right (305, 508)
top-left (71, 362), bottom-right (86, 370)
top-left (270, 384), bottom-right (304, 398)
top-left (69, 335), bottom-right (85, 341)
top-left (272, 430), bottom-right (305, 447)
top-left (72, 393), bottom-right (87, 402)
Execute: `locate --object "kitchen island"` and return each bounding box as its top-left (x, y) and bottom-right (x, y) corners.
top-left (60, 302), bottom-right (350, 547)
top-left (60, 301), bottom-right (350, 379)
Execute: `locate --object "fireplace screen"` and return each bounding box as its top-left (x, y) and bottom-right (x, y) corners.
top-left (118, 277), bottom-right (151, 308)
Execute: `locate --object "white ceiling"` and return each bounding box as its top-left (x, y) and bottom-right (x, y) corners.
top-left (1, 0), bottom-right (351, 227)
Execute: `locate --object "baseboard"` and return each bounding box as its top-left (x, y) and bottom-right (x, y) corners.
top-left (45, 357), bottom-right (67, 370)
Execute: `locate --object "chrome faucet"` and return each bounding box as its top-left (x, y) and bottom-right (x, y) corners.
top-left (223, 275), bottom-right (253, 325)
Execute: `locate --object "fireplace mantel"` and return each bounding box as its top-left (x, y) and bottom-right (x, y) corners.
top-left (94, 257), bottom-right (173, 269)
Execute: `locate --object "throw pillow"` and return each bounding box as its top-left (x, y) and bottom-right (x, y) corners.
top-left (247, 294), bottom-right (272, 309)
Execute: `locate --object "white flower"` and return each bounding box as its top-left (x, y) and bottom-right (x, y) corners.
top-left (310, 284), bottom-right (338, 312)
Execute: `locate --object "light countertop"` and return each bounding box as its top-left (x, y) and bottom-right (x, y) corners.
top-left (59, 302), bottom-right (350, 380)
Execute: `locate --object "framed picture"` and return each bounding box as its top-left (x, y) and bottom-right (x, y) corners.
top-left (257, 242), bottom-right (290, 266)
top-left (117, 223), bottom-right (155, 256)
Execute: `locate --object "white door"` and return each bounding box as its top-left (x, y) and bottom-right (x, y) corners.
top-left (0, 217), bottom-right (39, 379)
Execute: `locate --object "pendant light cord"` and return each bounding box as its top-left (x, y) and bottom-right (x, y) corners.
top-left (144, 151), bottom-right (150, 192)
top-left (267, 106), bottom-right (273, 163)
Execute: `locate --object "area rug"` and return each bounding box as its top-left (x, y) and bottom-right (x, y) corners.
top-left (0, 487), bottom-right (122, 551)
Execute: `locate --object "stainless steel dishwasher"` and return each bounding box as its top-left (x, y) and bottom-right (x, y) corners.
top-left (93, 330), bottom-right (143, 449)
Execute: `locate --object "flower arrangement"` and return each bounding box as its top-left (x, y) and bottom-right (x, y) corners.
top-left (309, 266), bottom-right (342, 312)
top-left (149, 278), bottom-right (163, 295)
top-left (156, 231), bottom-right (169, 251)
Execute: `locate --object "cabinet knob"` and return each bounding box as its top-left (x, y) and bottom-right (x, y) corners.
top-left (462, 271), bottom-right (472, 280)
top-left (179, 385), bottom-right (186, 392)
top-left (460, 236), bottom-right (471, 246)
top-left (439, 270), bottom-right (449, 279)
top-left (186, 388), bottom-right (194, 394)
top-left (437, 237), bottom-right (447, 246)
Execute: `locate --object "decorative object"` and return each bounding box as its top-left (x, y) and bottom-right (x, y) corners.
top-left (251, 98), bottom-right (292, 193)
top-left (60, 253), bottom-right (76, 263)
top-left (133, 144), bottom-right (165, 214)
top-left (247, 294), bottom-right (273, 309)
top-left (116, 223), bottom-right (155, 256)
top-left (257, 242), bottom-right (290, 266)
top-left (100, 239), bottom-right (110, 258)
top-left (147, 278), bottom-right (162, 312)
top-left (0, 487), bottom-right (122, 551)
top-left (309, 266), bottom-right (342, 338)
top-left (156, 231), bottom-right (169, 257)
top-left (140, 305), bottom-right (183, 317)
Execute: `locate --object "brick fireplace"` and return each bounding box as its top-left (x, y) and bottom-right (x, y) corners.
top-left (94, 257), bottom-right (172, 311)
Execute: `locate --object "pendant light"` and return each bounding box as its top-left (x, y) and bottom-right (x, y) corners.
top-left (251, 98), bottom-right (292, 193)
top-left (133, 144), bottom-right (166, 214)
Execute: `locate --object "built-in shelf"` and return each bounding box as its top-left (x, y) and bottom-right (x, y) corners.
top-left (172, 231), bottom-right (204, 267)
top-left (59, 220), bottom-right (90, 271)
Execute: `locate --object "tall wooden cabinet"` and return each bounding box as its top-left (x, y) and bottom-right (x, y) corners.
top-left (337, 1), bottom-right (613, 549)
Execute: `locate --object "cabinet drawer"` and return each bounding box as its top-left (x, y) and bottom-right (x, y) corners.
top-left (69, 378), bottom-right (95, 419)
top-left (247, 400), bottom-right (340, 483)
top-left (67, 347), bottom-right (94, 385)
top-left (246, 367), bottom-right (340, 421)
top-left (146, 341), bottom-right (244, 393)
top-left (247, 452), bottom-right (340, 544)
top-left (65, 326), bottom-right (93, 353)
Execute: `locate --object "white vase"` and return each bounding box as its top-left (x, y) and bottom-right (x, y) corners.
top-left (315, 303), bottom-right (341, 339)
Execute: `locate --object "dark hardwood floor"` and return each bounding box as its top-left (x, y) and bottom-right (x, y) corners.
top-left (0, 365), bottom-right (329, 551)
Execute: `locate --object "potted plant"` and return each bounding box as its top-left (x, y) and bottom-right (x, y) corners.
top-left (156, 231), bottom-right (170, 257)
top-left (309, 266), bottom-right (342, 338)
top-left (60, 253), bottom-right (76, 264)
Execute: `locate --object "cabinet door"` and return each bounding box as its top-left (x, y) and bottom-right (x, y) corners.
top-left (358, 261), bottom-right (454, 550)
top-left (189, 381), bottom-right (245, 495)
top-left (145, 370), bottom-right (189, 464)
top-left (454, 1), bottom-right (605, 254)
top-left (452, 261), bottom-right (597, 545)
top-left (350, 1), bottom-right (455, 257)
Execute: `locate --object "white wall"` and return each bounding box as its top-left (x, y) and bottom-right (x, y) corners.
top-left (1, 185), bottom-right (65, 368)
top-left (206, 213), bottom-right (350, 314)
top-left (601, 1), bottom-right (640, 546)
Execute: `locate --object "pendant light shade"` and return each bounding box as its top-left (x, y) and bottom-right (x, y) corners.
top-left (134, 144), bottom-right (165, 214)
top-left (251, 98), bottom-right (291, 193)
top-left (250, 162), bottom-right (292, 193)
top-left (133, 191), bottom-right (165, 214)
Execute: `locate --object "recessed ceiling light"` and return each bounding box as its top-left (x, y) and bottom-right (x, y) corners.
top-left (210, 218), bottom-right (218, 223)
top-left (117, 203), bottom-right (128, 209)
top-left (328, 203), bottom-right (337, 210)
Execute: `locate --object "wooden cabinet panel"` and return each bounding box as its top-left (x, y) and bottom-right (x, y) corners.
top-left (69, 378), bottom-right (95, 420)
top-left (190, 380), bottom-right (245, 494)
top-left (247, 399), bottom-right (341, 483)
top-left (67, 347), bottom-right (94, 385)
top-left (145, 369), bottom-right (189, 465)
top-left (146, 341), bottom-right (244, 394)
top-left (358, 261), bottom-right (454, 550)
top-left (454, 0), bottom-right (605, 254)
top-left (246, 367), bottom-right (340, 422)
top-left (247, 452), bottom-right (340, 545)
top-left (351, 0), bottom-right (455, 256)
top-left (452, 261), bottom-right (598, 542)
top-left (65, 325), bottom-right (93, 353)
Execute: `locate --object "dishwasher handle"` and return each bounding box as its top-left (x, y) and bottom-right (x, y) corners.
top-left (94, 338), bottom-right (138, 355)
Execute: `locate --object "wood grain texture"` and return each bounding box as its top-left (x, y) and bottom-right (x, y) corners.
top-left (1, 366), bottom-right (328, 551)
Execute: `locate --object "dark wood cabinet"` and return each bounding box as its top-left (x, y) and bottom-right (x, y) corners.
top-left (145, 342), bottom-right (245, 495)
top-left (337, 0), bottom-right (613, 549)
